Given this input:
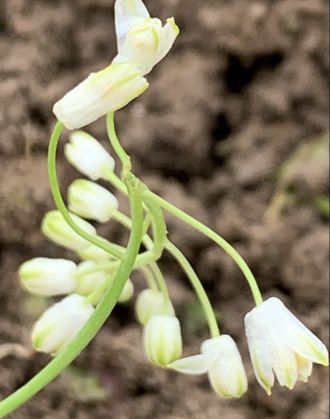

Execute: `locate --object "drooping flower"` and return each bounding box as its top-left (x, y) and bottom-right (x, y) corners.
top-left (32, 294), bottom-right (94, 355)
top-left (65, 131), bottom-right (115, 181)
top-left (68, 179), bottom-right (118, 223)
top-left (169, 335), bottom-right (248, 399)
top-left (144, 314), bottom-right (182, 367)
top-left (244, 297), bottom-right (329, 394)
top-left (18, 257), bottom-right (77, 297)
top-left (114, 0), bottom-right (180, 75)
top-left (135, 288), bottom-right (175, 325)
top-left (41, 210), bottom-right (96, 251)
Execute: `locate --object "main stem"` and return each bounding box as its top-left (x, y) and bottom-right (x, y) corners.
top-left (0, 128), bottom-right (144, 418)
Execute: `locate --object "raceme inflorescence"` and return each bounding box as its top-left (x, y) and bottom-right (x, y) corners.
top-left (0, 0), bottom-right (328, 416)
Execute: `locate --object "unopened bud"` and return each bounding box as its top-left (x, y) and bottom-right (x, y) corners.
top-left (32, 294), bottom-right (94, 355)
top-left (135, 289), bottom-right (175, 325)
top-left (68, 179), bottom-right (119, 223)
top-left (18, 257), bottom-right (77, 297)
top-left (65, 131), bottom-right (115, 181)
top-left (42, 210), bottom-right (96, 251)
top-left (144, 315), bottom-right (182, 367)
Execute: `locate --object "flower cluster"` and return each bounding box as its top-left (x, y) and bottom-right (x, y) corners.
top-left (14, 0), bottom-right (328, 409)
top-left (53, 0), bottom-right (179, 130)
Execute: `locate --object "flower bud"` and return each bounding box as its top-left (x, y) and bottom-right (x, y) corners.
top-left (31, 294), bottom-right (94, 355)
top-left (117, 279), bottom-right (134, 303)
top-left (68, 179), bottom-right (119, 223)
top-left (135, 289), bottom-right (175, 325)
top-left (144, 315), bottom-right (182, 367)
top-left (77, 243), bottom-right (115, 262)
top-left (18, 257), bottom-right (77, 297)
top-left (65, 131), bottom-right (115, 181)
top-left (202, 336), bottom-right (248, 399)
top-left (42, 210), bottom-right (96, 251)
top-left (53, 62), bottom-right (148, 130)
top-left (75, 261), bottom-right (108, 300)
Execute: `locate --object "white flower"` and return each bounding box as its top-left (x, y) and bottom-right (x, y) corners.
top-left (245, 297), bottom-right (329, 394)
top-left (18, 257), bottom-right (77, 297)
top-left (169, 335), bottom-right (248, 399)
top-left (68, 179), bottom-right (119, 223)
top-left (135, 289), bottom-right (175, 325)
top-left (75, 262), bottom-right (133, 305)
top-left (77, 243), bottom-right (115, 262)
top-left (53, 61), bottom-right (148, 130)
top-left (41, 210), bottom-right (96, 251)
top-left (144, 315), bottom-right (182, 367)
top-left (117, 279), bottom-right (134, 303)
top-left (65, 131), bottom-right (115, 181)
top-left (75, 261), bottom-right (108, 304)
top-left (115, 0), bottom-right (180, 75)
top-left (31, 294), bottom-right (94, 355)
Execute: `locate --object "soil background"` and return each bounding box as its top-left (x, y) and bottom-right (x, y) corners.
top-left (0, 0), bottom-right (329, 418)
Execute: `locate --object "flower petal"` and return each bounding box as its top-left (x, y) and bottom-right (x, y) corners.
top-left (262, 298), bottom-right (329, 366)
top-left (245, 311), bottom-right (274, 395)
top-left (115, 0), bottom-right (149, 47)
top-left (168, 354), bottom-right (212, 375)
top-left (206, 336), bottom-right (248, 399)
top-left (266, 330), bottom-right (298, 390)
top-left (296, 355), bottom-right (313, 383)
top-left (154, 18), bottom-right (180, 67)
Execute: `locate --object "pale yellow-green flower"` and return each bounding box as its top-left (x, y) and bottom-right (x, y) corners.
top-left (65, 131), bottom-right (115, 181)
top-left (18, 257), bottom-right (77, 297)
top-left (68, 179), bottom-right (118, 223)
top-left (32, 294), bottom-right (94, 356)
top-left (115, 0), bottom-right (179, 75)
top-left (245, 297), bottom-right (329, 395)
top-left (144, 315), bottom-right (182, 367)
top-left (42, 210), bottom-right (96, 251)
top-left (169, 335), bottom-right (248, 399)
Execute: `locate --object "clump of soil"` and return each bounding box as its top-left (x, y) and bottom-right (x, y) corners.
top-left (0, 1), bottom-right (328, 418)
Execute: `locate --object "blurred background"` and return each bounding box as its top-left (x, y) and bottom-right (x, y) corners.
top-left (0, 0), bottom-right (329, 418)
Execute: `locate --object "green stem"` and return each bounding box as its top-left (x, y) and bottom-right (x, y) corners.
top-left (0, 133), bottom-right (144, 419)
top-left (106, 113), bottom-right (131, 173)
top-left (113, 209), bottom-right (218, 336)
top-left (139, 265), bottom-right (158, 291)
top-left (105, 171), bottom-right (263, 306)
top-left (165, 240), bottom-right (220, 337)
top-left (148, 191), bottom-right (263, 306)
top-left (47, 122), bottom-right (126, 260)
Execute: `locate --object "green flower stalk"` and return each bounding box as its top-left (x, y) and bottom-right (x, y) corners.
top-left (0, 0), bottom-right (328, 416)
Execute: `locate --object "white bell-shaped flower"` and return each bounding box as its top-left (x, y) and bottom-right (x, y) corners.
top-left (144, 315), bottom-right (182, 367)
top-left (31, 294), bottom-right (94, 355)
top-left (65, 131), bottom-right (115, 181)
top-left (19, 257), bottom-right (77, 297)
top-left (42, 210), bottom-right (96, 251)
top-left (53, 61), bottom-right (148, 130)
top-left (135, 288), bottom-right (175, 325)
top-left (245, 297), bottom-right (329, 394)
top-left (68, 179), bottom-right (119, 223)
top-left (115, 0), bottom-right (179, 75)
top-left (169, 335), bottom-right (248, 399)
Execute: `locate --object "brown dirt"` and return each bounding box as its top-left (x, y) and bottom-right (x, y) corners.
top-left (0, 0), bottom-right (329, 418)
